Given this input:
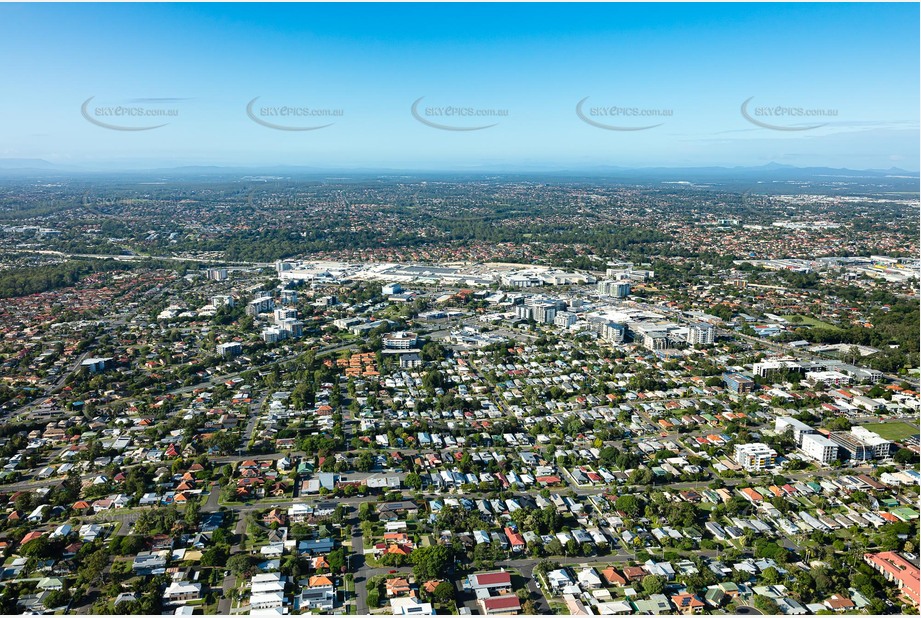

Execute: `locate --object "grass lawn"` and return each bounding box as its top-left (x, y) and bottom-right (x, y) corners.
top-left (782, 314), bottom-right (842, 330)
top-left (863, 422), bottom-right (920, 441)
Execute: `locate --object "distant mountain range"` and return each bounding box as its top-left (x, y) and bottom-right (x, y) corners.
top-left (0, 158), bottom-right (65, 170)
top-left (0, 159), bottom-right (916, 182)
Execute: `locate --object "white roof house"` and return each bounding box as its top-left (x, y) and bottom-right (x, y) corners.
top-left (577, 567), bottom-right (603, 589)
top-left (250, 591), bottom-right (285, 610)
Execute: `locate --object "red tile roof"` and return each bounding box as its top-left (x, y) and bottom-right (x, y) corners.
top-left (472, 571), bottom-right (512, 587)
top-left (482, 595), bottom-right (521, 611)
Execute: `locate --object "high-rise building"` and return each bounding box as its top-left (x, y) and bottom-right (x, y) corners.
top-left (261, 327), bottom-right (286, 344)
top-left (246, 296), bottom-right (275, 316)
top-left (280, 289), bottom-right (298, 305)
top-left (515, 305), bottom-right (532, 321)
top-left (601, 322), bottom-right (626, 343)
top-left (278, 319), bottom-right (303, 338)
top-left (734, 443), bottom-right (777, 471)
top-left (274, 307), bottom-right (298, 322)
top-left (774, 417), bottom-right (816, 447)
top-left (687, 323), bottom-right (715, 346)
top-left (383, 331), bottom-right (419, 350)
top-left (597, 280), bottom-right (631, 297)
top-left (217, 342), bottom-right (242, 358)
top-left (830, 426), bottom-right (892, 460)
top-left (643, 331), bottom-right (670, 351)
top-left (723, 372), bottom-right (755, 393)
top-left (532, 303), bottom-right (557, 324)
top-left (554, 312), bottom-right (577, 328)
top-left (801, 433), bottom-right (839, 463)
top-left (206, 267), bottom-right (228, 281)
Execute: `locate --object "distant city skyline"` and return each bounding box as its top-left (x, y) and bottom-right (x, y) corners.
top-left (1, 2), bottom-right (918, 171)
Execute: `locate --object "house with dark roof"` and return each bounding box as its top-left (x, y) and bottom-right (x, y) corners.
top-left (467, 570), bottom-right (513, 592)
top-left (479, 594), bottom-right (521, 615)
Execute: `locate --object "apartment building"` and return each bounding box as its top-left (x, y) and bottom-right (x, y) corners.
top-left (734, 443), bottom-right (777, 471)
top-left (801, 433), bottom-right (839, 464)
top-left (246, 296), bottom-right (275, 316)
top-left (532, 303), bottom-right (557, 324)
top-left (383, 331), bottom-right (420, 350)
top-left (687, 323), bottom-right (715, 346)
top-left (775, 417), bottom-right (817, 447)
top-left (597, 280), bottom-right (631, 298)
top-left (216, 342), bottom-right (242, 358)
top-left (206, 267), bottom-right (228, 281)
top-left (554, 311), bottom-right (577, 328)
top-left (723, 372), bottom-right (755, 394)
top-left (864, 552), bottom-right (920, 607)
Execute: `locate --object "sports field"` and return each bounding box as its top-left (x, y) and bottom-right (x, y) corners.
top-left (864, 422), bottom-right (919, 441)
top-left (782, 315), bottom-right (842, 330)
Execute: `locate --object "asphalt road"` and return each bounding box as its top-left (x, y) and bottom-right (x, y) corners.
top-left (217, 513), bottom-right (248, 615)
top-left (351, 526), bottom-right (369, 614)
top-left (203, 481), bottom-right (221, 512)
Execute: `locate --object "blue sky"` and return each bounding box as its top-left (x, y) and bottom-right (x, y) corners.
top-left (0, 3), bottom-right (918, 171)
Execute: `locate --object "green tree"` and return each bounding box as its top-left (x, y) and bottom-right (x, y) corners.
top-left (615, 495), bottom-right (643, 517)
top-left (753, 595), bottom-right (781, 614)
top-left (760, 566), bottom-right (781, 585)
top-left (328, 548), bottom-right (346, 573)
top-left (642, 574), bottom-right (665, 596)
top-left (411, 545), bottom-right (453, 581)
top-left (42, 589), bottom-right (71, 609)
top-left (184, 497), bottom-right (201, 527)
top-left (227, 554), bottom-right (255, 577)
top-left (433, 581), bottom-right (455, 603)
top-left (77, 549), bottom-right (110, 586)
top-left (201, 545), bottom-right (229, 567)
top-left (366, 589), bottom-right (380, 608)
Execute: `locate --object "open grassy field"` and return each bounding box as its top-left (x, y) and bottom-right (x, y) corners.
top-left (782, 315), bottom-right (842, 330)
top-left (864, 421), bottom-right (919, 441)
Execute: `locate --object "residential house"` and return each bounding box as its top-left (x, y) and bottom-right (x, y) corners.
top-left (601, 567), bottom-right (627, 587)
top-left (132, 552), bottom-right (167, 575)
top-left (467, 570), bottom-right (513, 594)
top-left (480, 594), bottom-right (521, 615)
top-left (390, 596), bottom-right (435, 615)
top-left (299, 575), bottom-right (335, 611)
top-left (578, 567), bottom-right (603, 590)
top-left (164, 581), bottom-right (202, 604)
top-left (633, 594), bottom-right (673, 614)
top-left (298, 538), bottom-right (334, 556)
top-left (671, 594), bottom-right (705, 614)
top-left (547, 568), bottom-right (574, 591)
top-left (823, 595), bottom-right (856, 612)
top-left (36, 578), bottom-right (64, 591)
top-left (386, 578), bottom-right (412, 597)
